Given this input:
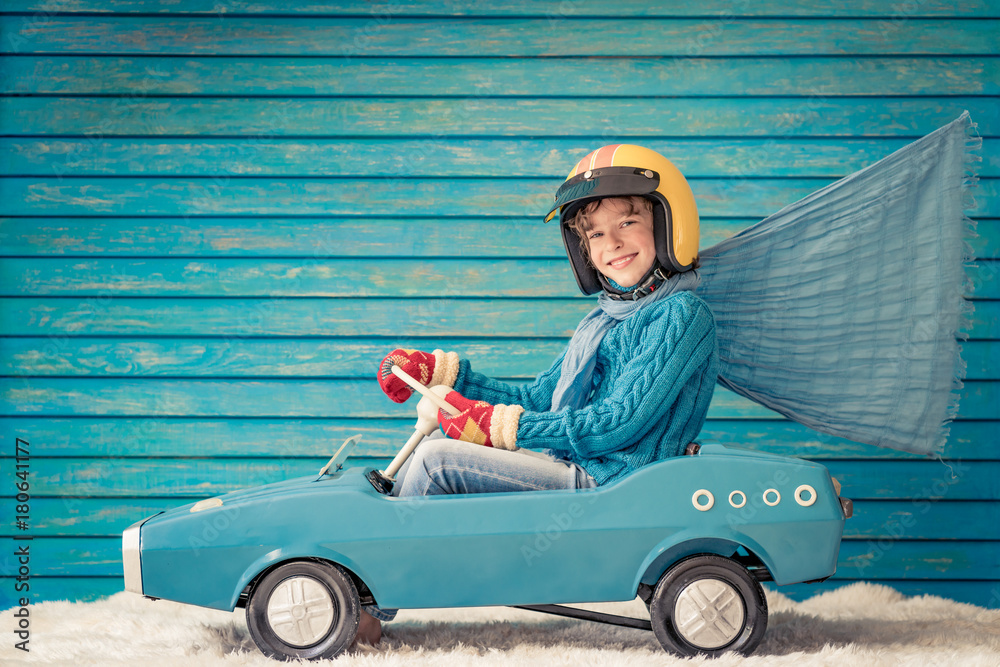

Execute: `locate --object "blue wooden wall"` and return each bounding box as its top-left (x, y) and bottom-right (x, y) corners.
top-left (0, 1), bottom-right (997, 610)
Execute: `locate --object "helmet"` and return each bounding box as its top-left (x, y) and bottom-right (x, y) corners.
top-left (543, 144), bottom-right (699, 295)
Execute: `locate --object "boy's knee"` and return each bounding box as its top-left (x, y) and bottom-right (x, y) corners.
top-left (408, 438), bottom-right (445, 470)
top-left (411, 438), bottom-right (467, 467)
top-left (396, 439), bottom-right (471, 496)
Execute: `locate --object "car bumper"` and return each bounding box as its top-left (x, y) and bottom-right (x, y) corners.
top-left (122, 514), bottom-right (160, 595)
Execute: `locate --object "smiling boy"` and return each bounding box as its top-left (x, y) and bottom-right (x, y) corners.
top-left (379, 144), bottom-right (718, 494)
top-left (362, 145), bottom-right (720, 637)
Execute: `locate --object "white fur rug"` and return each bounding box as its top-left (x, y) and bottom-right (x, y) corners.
top-left (2, 583), bottom-right (999, 666)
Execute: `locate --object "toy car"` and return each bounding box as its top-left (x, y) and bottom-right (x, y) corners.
top-left (122, 372), bottom-right (851, 660)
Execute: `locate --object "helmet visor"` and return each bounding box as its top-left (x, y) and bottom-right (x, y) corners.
top-left (543, 167), bottom-right (661, 223)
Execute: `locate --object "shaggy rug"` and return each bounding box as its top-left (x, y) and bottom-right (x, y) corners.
top-left (2, 583), bottom-right (998, 666)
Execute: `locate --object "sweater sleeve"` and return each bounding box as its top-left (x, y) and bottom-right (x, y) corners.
top-left (451, 349), bottom-right (567, 413)
top-left (515, 295), bottom-right (717, 458)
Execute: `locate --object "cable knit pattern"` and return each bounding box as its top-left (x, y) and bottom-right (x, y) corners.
top-left (453, 291), bottom-right (718, 485)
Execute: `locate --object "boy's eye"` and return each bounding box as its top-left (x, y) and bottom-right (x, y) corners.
top-left (588, 231), bottom-right (602, 240)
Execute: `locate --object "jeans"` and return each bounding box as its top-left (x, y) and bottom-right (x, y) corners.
top-left (393, 437), bottom-right (597, 496)
top-left (364, 436), bottom-right (597, 622)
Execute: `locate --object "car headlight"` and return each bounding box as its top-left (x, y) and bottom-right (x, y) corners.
top-left (190, 497), bottom-right (224, 513)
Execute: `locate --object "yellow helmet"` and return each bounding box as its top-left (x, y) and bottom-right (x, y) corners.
top-left (543, 144), bottom-right (699, 295)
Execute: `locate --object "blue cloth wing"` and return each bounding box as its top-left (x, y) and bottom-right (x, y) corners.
top-left (696, 112), bottom-right (979, 456)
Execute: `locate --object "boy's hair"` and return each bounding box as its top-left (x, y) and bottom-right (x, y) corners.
top-left (566, 196), bottom-right (654, 267)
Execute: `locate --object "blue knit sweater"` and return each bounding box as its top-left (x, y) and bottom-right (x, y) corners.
top-left (452, 291), bottom-right (719, 485)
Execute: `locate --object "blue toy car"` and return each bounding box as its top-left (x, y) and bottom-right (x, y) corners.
top-left (122, 375), bottom-right (851, 660)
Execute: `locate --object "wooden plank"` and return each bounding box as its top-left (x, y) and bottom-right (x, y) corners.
top-left (825, 460), bottom-right (1000, 501)
top-left (1, 418), bottom-right (994, 460)
top-left (964, 341), bottom-right (997, 379)
top-left (695, 421), bottom-right (998, 461)
top-left (4, 56), bottom-right (998, 97)
top-left (3, 337), bottom-right (995, 382)
top-left (18, 497), bottom-right (1000, 540)
top-left (773, 580), bottom-right (1000, 608)
top-left (1, 535), bottom-right (996, 579)
top-left (4, 1), bottom-right (997, 17)
top-left (2, 377), bottom-right (996, 420)
top-left (0, 337), bottom-right (571, 378)
top-left (4, 297), bottom-right (996, 339)
top-left (837, 540), bottom-right (1000, 580)
top-left (6, 137), bottom-right (998, 178)
top-left (0, 177), bottom-right (996, 218)
top-left (974, 220), bottom-right (1000, 259)
top-left (24, 498), bottom-right (213, 537)
top-left (0, 458), bottom-right (996, 499)
top-left (843, 500), bottom-right (1000, 541)
top-left (2, 17), bottom-right (997, 56)
top-left (0, 457), bottom-right (388, 497)
top-left (2, 216), bottom-right (995, 260)
top-left (0, 257), bottom-right (578, 298)
top-left (0, 297), bottom-right (599, 337)
top-left (4, 257), bottom-right (997, 299)
top-left (0, 577), bottom-right (123, 608)
top-left (0, 538), bottom-right (126, 578)
top-left (0, 417), bottom-right (419, 458)
top-left (961, 381), bottom-right (1000, 420)
top-left (1, 97), bottom-right (994, 138)
top-left (0, 216), bottom-right (752, 258)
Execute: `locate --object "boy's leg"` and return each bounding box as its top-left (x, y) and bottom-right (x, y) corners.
top-left (395, 438), bottom-right (596, 496)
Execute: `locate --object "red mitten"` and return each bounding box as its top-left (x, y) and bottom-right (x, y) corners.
top-left (437, 391), bottom-right (524, 451)
top-left (378, 348), bottom-right (459, 403)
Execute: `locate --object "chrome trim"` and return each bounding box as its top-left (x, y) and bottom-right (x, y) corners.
top-left (674, 579), bottom-right (745, 649)
top-left (122, 514), bottom-right (158, 595)
top-left (266, 576), bottom-right (336, 647)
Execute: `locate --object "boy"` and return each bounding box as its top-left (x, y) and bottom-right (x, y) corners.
top-left (379, 145), bottom-right (717, 496)
top-left (358, 146), bottom-right (719, 642)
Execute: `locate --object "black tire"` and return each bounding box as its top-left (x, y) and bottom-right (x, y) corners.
top-left (246, 560), bottom-right (360, 661)
top-left (649, 554), bottom-right (768, 657)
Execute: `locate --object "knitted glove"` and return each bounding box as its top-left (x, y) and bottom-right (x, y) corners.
top-left (378, 348), bottom-right (460, 403)
top-left (437, 390), bottom-right (524, 451)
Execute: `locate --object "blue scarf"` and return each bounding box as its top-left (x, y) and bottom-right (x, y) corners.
top-left (695, 112), bottom-right (977, 456)
top-left (550, 270), bottom-right (701, 412)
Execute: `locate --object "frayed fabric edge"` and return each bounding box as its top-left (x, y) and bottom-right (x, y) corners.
top-left (932, 111), bottom-right (981, 461)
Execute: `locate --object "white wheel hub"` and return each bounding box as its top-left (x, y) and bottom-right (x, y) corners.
top-left (266, 576), bottom-right (336, 647)
top-left (674, 578), bottom-right (745, 649)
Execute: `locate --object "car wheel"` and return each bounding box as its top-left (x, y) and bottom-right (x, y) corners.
top-left (246, 560), bottom-right (360, 661)
top-left (649, 554), bottom-right (767, 657)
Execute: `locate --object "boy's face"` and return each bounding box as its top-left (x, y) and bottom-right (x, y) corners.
top-left (584, 199), bottom-right (656, 288)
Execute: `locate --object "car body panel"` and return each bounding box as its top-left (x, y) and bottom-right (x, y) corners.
top-left (133, 444), bottom-right (844, 612)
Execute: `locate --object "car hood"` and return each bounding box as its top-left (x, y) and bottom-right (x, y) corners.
top-left (158, 466), bottom-right (370, 517)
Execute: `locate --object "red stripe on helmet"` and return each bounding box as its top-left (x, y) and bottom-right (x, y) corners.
top-left (590, 144), bottom-right (623, 169)
top-left (572, 144), bottom-right (624, 176)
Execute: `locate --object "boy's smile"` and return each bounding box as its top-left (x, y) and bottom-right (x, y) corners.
top-left (585, 199), bottom-right (656, 288)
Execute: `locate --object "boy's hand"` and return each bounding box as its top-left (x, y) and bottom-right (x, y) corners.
top-left (437, 390), bottom-right (524, 451)
top-left (378, 348), bottom-right (459, 403)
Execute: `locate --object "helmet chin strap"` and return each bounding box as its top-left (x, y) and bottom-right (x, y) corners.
top-left (599, 263), bottom-right (670, 301)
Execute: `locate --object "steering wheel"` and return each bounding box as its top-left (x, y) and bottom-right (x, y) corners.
top-left (366, 366), bottom-right (461, 492)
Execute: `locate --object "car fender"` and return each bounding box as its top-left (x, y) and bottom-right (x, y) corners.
top-left (632, 528), bottom-right (777, 592)
top-left (229, 543), bottom-right (373, 610)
